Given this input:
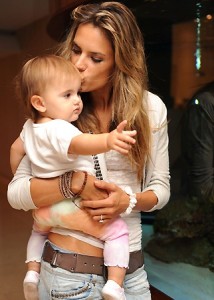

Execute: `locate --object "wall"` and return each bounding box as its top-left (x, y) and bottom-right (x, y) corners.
top-left (171, 17), bottom-right (214, 107)
top-left (0, 17), bottom-right (56, 190)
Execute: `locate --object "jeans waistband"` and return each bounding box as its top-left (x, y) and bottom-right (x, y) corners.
top-left (42, 241), bottom-right (144, 276)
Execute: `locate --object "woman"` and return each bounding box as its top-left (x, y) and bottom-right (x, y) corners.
top-left (8, 2), bottom-right (170, 299)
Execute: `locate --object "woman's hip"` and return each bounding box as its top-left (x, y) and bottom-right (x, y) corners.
top-left (39, 260), bottom-right (104, 299)
top-left (39, 260), bottom-right (151, 300)
top-left (39, 241), bottom-right (150, 299)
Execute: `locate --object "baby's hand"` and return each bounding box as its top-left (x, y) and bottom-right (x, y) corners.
top-left (107, 120), bottom-right (136, 154)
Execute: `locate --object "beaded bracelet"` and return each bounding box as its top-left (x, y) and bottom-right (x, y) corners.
top-left (123, 186), bottom-right (137, 215)
top-left (59, 171), bottom-right (88, 199)
top-left (59, 171), bottom-right (75, 198)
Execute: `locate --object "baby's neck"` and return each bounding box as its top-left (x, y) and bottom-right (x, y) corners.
top-left (34, 116), bottom-right (53, 124)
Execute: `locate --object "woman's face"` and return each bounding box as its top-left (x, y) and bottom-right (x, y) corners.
top-left (71, 23), bottom-right (115, 93)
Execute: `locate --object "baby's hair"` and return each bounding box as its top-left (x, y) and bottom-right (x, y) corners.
top-left (15, 54), bottom-right (80, 121)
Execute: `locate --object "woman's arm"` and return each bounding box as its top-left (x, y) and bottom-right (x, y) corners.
top-left (31, 171), bottom-right (108, 208)
top-left (8, 155), bottom-right (63, 210)
top-left (81, 180), bottom-right (158, 221)
top-left (10, 137), bottom-right (26, 174)
top-left (81, 95), bottom-right (170, 219)
top-left (7, 155), bottom-right (36, 211)
top-left (7, 155), bottom-right (108, 211)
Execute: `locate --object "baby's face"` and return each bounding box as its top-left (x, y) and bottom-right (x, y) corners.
top-left (41, 74), bottom-right (83, 123)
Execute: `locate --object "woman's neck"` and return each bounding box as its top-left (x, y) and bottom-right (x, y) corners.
top-left (90, 89), bottom-right (112, 133)
top-left (90, 88), bottom-right (112, 110)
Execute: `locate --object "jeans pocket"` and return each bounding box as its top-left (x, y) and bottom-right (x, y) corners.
top-left (51, 281), bottom-right (93, 299)
top-left (124, 266), bottom-right (150, 297)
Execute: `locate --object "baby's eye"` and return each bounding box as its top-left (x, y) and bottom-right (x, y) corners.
top-left (65, 92), bottom-right (71, 98)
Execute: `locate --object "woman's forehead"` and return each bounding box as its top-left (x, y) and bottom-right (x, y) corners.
top-left (74, 23), bottom-right (113, 55)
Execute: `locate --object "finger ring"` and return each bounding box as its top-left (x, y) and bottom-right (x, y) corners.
top-left (99, 214), bottom-right (104, 223)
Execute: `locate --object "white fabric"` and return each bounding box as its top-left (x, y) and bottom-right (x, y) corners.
top-left (20, 119), bottom-right (95, 177)
top-left (105, 150), bottom-right (143, 252)
top-left (7, 91), bottom-right (170, 250)
top-left (143, 92), bottom-right (170, 211)
top-left (25, 229), bottom-right (48, 263)
top-left (102, 280), bottom-right (125, 300)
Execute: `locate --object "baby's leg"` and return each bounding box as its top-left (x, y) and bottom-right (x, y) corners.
top-left (34, 201), bottom-right (129, 273)
top-left (26, 221), bottom-right (50, 263)
top-left (34, 198), bottom-right (108, 235)
top-left (34, 201), bottom-right (129, 299)
top-left (24, 222), bottom-right (48, 300)
top-left (33, 199), bottom-right (79, 228)
top-left (100, 218), bottom-right (129, 269)
top-left (100, 218), bottom-right (129, 299)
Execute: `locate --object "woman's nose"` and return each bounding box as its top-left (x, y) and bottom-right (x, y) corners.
top-left (74, 55), bottom-right (87, 72)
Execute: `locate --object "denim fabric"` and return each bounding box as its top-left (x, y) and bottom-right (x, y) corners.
top-left (124, 265), bottom-right (151, 300)
top-left (38, 261), bottom-right (151, 300)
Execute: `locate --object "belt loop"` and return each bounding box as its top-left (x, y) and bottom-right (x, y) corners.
top-left (103, 265), bottom-right (108, 281)
top-left (50, 250), bottom-right (59, 268)
top-left (70, 253), bottom-right (77, 272)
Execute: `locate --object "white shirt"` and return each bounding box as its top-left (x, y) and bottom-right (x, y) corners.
top-left (20, 119), bottom-right (94, 177)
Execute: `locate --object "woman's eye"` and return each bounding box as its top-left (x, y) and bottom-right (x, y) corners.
top-left (92, 57), bottom-right (103, 63)
top-left (72, 46), bottom-right (81, 55)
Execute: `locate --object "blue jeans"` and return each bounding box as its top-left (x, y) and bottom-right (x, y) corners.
top-left (38, 260), bottom-right (151, 299)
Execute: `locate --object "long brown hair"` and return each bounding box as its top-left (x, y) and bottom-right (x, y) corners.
top-left (58, 2), bottom-right (151, 181)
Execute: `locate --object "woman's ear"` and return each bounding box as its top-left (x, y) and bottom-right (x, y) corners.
top-left (31, 95), bottom-right (46, 112)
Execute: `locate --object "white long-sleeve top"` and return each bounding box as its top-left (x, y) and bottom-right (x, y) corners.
top-left (7, 91), bottom-right (170, 251)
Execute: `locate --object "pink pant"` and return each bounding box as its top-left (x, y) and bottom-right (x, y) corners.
top-left (31, 198), bottom-right (129, 268)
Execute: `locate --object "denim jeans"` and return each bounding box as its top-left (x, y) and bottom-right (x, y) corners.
top-left (38, 260), bottom-right (151, 300)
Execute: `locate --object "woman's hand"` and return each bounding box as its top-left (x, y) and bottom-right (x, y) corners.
top-left (72, 171), bottom-right (109, 200)
top-left (81, 180), bottom-right (130, 222)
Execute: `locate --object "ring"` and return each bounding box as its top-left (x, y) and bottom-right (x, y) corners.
top-left (99, 214), bottom-right (104, 223)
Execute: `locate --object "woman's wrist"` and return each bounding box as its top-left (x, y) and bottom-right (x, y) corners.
top-left (59, 171), bottom-right (88, 199)
top-left (72, 171), bottom-right (88, 197)
top-left (69, 171), bottom-right (87, 196)
top-left (123, 186), bottom-right (137, 215)
top-left (135, 190), bottom-right (158, 212)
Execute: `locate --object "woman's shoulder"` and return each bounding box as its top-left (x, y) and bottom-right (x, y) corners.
top-left (145, 91), bottom-right (167, 125)
top-left (146, 91), bottom-right (166, 109)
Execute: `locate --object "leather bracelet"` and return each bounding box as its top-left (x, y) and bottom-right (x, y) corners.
top-left (59, 171), bottom-right (88, 199)
top-left (123, 186), bottom-right (137, 215)
top-left (71, 171), bottom-right (88, 197)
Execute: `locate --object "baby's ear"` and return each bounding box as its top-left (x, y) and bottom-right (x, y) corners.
top-left (31, 95), bottom-right (46, 112)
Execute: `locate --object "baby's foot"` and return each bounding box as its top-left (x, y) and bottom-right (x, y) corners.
top-left (102, 280), bottom-right (126, 300)
top-left (23, 271), bottom-right (39, 300)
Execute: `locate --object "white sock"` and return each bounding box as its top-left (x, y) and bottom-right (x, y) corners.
top-left (23, 271), bottom-right (40, 284)
top-left (102, 280), bottom-right (126, 300)
top-left (105, 280), bottom-right (121, 289)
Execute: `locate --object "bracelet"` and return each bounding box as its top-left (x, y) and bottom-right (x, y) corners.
top-left (59, 171), bottom-right (88, 199)
top-left (71, 171), bottom-right (88, 197)
top-left (123, 186), bottom-right (137, 215)
top-left (59, 171), bottom-right (75, 198)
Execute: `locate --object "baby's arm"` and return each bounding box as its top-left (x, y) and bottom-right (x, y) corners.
top-left (10, 136), bottom-right (26, 174)
top-left (69, 120), bottom-right (136, 155)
